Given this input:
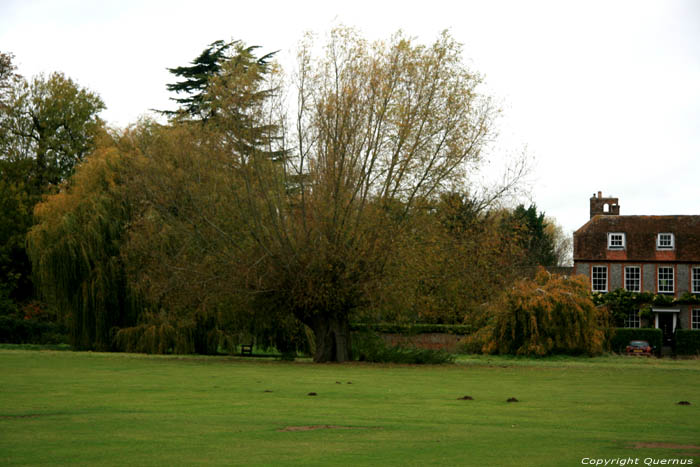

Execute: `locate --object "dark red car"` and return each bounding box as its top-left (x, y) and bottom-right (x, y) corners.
top-left (625, 340), bottom-right (653, 356)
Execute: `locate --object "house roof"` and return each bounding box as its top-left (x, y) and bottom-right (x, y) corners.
top-left (573, 215), bottom-right (700, 262)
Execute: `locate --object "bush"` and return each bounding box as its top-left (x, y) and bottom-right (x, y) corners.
top-left (675, 330), bottom-right (700, 356)
top-left (609, 328), bottom-right (662, 354)
top-left (0, 315), bottom-right (68, 344)
top-left (353, 331), bottom-right (455, 364)
top-left (468, 269), bottom-right (607, 356)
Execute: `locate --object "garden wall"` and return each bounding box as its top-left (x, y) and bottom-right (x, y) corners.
top-left (350, 324), bottom-right (472, 352)
top-left (379, 332), bottom-right (466, 353)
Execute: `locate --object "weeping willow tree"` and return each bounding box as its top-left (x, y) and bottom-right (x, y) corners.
top-left (27, 139), bottom-right (140, 350)
top-left (468, 268), bottom-right (608, 356)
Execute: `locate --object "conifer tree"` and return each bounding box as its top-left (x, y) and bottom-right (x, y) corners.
top-left (162, 40), bottom-right (275, 121)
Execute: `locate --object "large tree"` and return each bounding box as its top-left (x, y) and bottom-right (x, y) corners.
top-left (126, 29), bottom-right (501, 362)
top-left (369, 193), bottom-right (526, 325)
top-left (503, 204), bottom-right (558, 268)
top-left (0, 55), bottom-right (104, 318)
top-left (0, 71), bottom-right (104, 189)
top-left (27, 140), bottom-right (140, 350)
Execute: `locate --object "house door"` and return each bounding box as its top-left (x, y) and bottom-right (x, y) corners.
top-left (657, 313), bottom-right (675, 345)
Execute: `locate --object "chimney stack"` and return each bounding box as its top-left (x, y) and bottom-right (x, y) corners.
top-left (590, 191), bottom-right (620, 219)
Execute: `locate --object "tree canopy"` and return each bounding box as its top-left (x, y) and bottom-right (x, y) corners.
top-left (162, 40), bottom-right (275, 121)
top-left (0, 71), bottom-right (104, 189)
top-left (120, 29), bottom-right (502, 362)
top-left (0, 53), bottom-right (105, 321)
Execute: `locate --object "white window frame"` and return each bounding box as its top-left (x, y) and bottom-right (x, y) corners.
top-left (624, 266), bottom-right (641, 292)
top-left (656, 233), bottom-right (675, 250)
top-left (657, 266), bottom-right (674, 294)
top-left (624, 310), bottom-right (640, 328)
top-left (592, 266), bottom-right (608, 292)
top-left (692, 267), bottom-right (700, 294)
top-left (692, 309), bottom-right (700, 330)
top-left (607, 232), bottom-right (626, 250)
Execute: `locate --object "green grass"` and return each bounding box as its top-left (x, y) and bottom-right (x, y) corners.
top-left (1, 349), bottom-right (698, 466)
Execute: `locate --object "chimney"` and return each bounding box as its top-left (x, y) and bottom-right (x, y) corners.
top-left (590, 191), bottom-right (620, 219)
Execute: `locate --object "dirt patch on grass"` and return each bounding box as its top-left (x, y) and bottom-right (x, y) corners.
top-left (279, 425), bottom-right (380, 432)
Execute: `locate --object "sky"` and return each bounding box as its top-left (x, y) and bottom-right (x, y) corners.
top-left (1, 0), bottom-right (699, 237)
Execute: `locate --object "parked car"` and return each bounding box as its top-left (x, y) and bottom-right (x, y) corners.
top-left (625, 340), bottom-right (653, 356)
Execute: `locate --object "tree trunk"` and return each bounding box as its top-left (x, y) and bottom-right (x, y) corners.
top-left (309, 313), bottom-right (352, 363)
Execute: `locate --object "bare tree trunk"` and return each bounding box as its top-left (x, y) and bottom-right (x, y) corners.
top-left (309, 314), bottom-right (352, 363)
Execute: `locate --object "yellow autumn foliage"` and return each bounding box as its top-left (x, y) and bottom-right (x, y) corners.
top-left (472, 268), bottom-right (607, 356)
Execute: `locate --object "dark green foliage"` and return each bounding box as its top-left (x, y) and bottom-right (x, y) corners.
top-left (163, 40), bottom-right (275, 120)
top-left (0, 315), bottom-right (68, 345)
top-left (351, 323), bottom-right (473, 335)
top-left (1, 56), bottom-right (105, 337)
top-left (0, 166), bottom-right (34, 305)
top-left (0, 72), bottom-right (105, 188)
top-left (609, 328), bottom-right (662, 354)
top-left (0, 316), bottom-right (67, 344)
top-left (353, 331), bottom-right (455, 364)
top-left (675, 330), bottom-right (700, 356)
top-left (504, 204), bottom-right (557, 267)
top-left (593, 289), bottom-right (700, 326)
top-left (592, 289), bottom-right (655, 326)
top-left (675, 293), bottom-right (700, 305)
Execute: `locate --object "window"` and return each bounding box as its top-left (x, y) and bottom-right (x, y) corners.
top-left (693, 309), bottom-right (700, 330)
top-left (692, 267), bottom-right (700, 294)
top-left (607, 233), bottom-right (626, 250)
top-left (658, 266), bottom-right (674, 293)
top-left (592, 266), bottom-right (607, 292)
top-left (624, 311), bottom-right (640, 328)
top-left (625, 266), bottom-right (641, 292)
top-left (657, 233), bottom-right (674, 250)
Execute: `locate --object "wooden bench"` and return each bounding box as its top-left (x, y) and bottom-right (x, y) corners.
top-left (240, 344), bottom-right (253, 356)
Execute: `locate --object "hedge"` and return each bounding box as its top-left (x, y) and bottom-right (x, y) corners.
top-left (609, 328), bottom-right (662, 354)
top-left (675, 330), bottom-right (700, 355)
top-left (350, 323), bottom-right (473, 335)
top-left (0, 315), bottom-right (69, 345)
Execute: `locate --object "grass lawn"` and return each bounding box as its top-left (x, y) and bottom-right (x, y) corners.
top-left (0, 349), bottom-right (698, 466)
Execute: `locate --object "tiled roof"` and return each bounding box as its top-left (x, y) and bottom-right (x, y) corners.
top-left (574, 215), bottom-right (700, 262)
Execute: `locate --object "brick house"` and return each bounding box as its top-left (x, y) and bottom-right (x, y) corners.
top-left (573, 192), bottom-right (700, 345)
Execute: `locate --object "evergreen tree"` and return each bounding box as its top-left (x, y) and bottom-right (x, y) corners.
top-left (162, 40), bottom-right (275, 121)
top-left (507, 204), bottom-right (558, 267)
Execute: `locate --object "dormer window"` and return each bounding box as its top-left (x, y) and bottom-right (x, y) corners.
top-left (607, 232), bottom-right (625, 250)
top-left (657, 233), bottom-right (675, 250)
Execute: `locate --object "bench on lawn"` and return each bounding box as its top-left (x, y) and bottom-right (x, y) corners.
top-left (240, 344), bottom-right (253, 356)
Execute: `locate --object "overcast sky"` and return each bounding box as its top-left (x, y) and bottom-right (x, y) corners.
top-left (2, 0), bottom-right (698, 236)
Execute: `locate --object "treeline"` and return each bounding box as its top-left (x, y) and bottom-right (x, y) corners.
top-left (1, 32), bottom-right (572, 360)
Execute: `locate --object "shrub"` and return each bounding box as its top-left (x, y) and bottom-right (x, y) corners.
top-left (468, 268), bottom-right (607, 356)
top-left (0, 315), bottom-right (69, 345)
top-left (675, 330), bottom-right (700, 356)
top-left (353, 331), bottom-right (455, 364)
top-left (609, 328), bottom-right (663, 354)
top-left (113, 311), bottom-right (195, 354)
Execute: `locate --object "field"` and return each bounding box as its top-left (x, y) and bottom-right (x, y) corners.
top-left (1, 349), bottom-right (698, 466)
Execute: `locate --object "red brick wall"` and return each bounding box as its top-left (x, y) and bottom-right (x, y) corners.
top-left (379, 333), bottom-right (466, 352)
